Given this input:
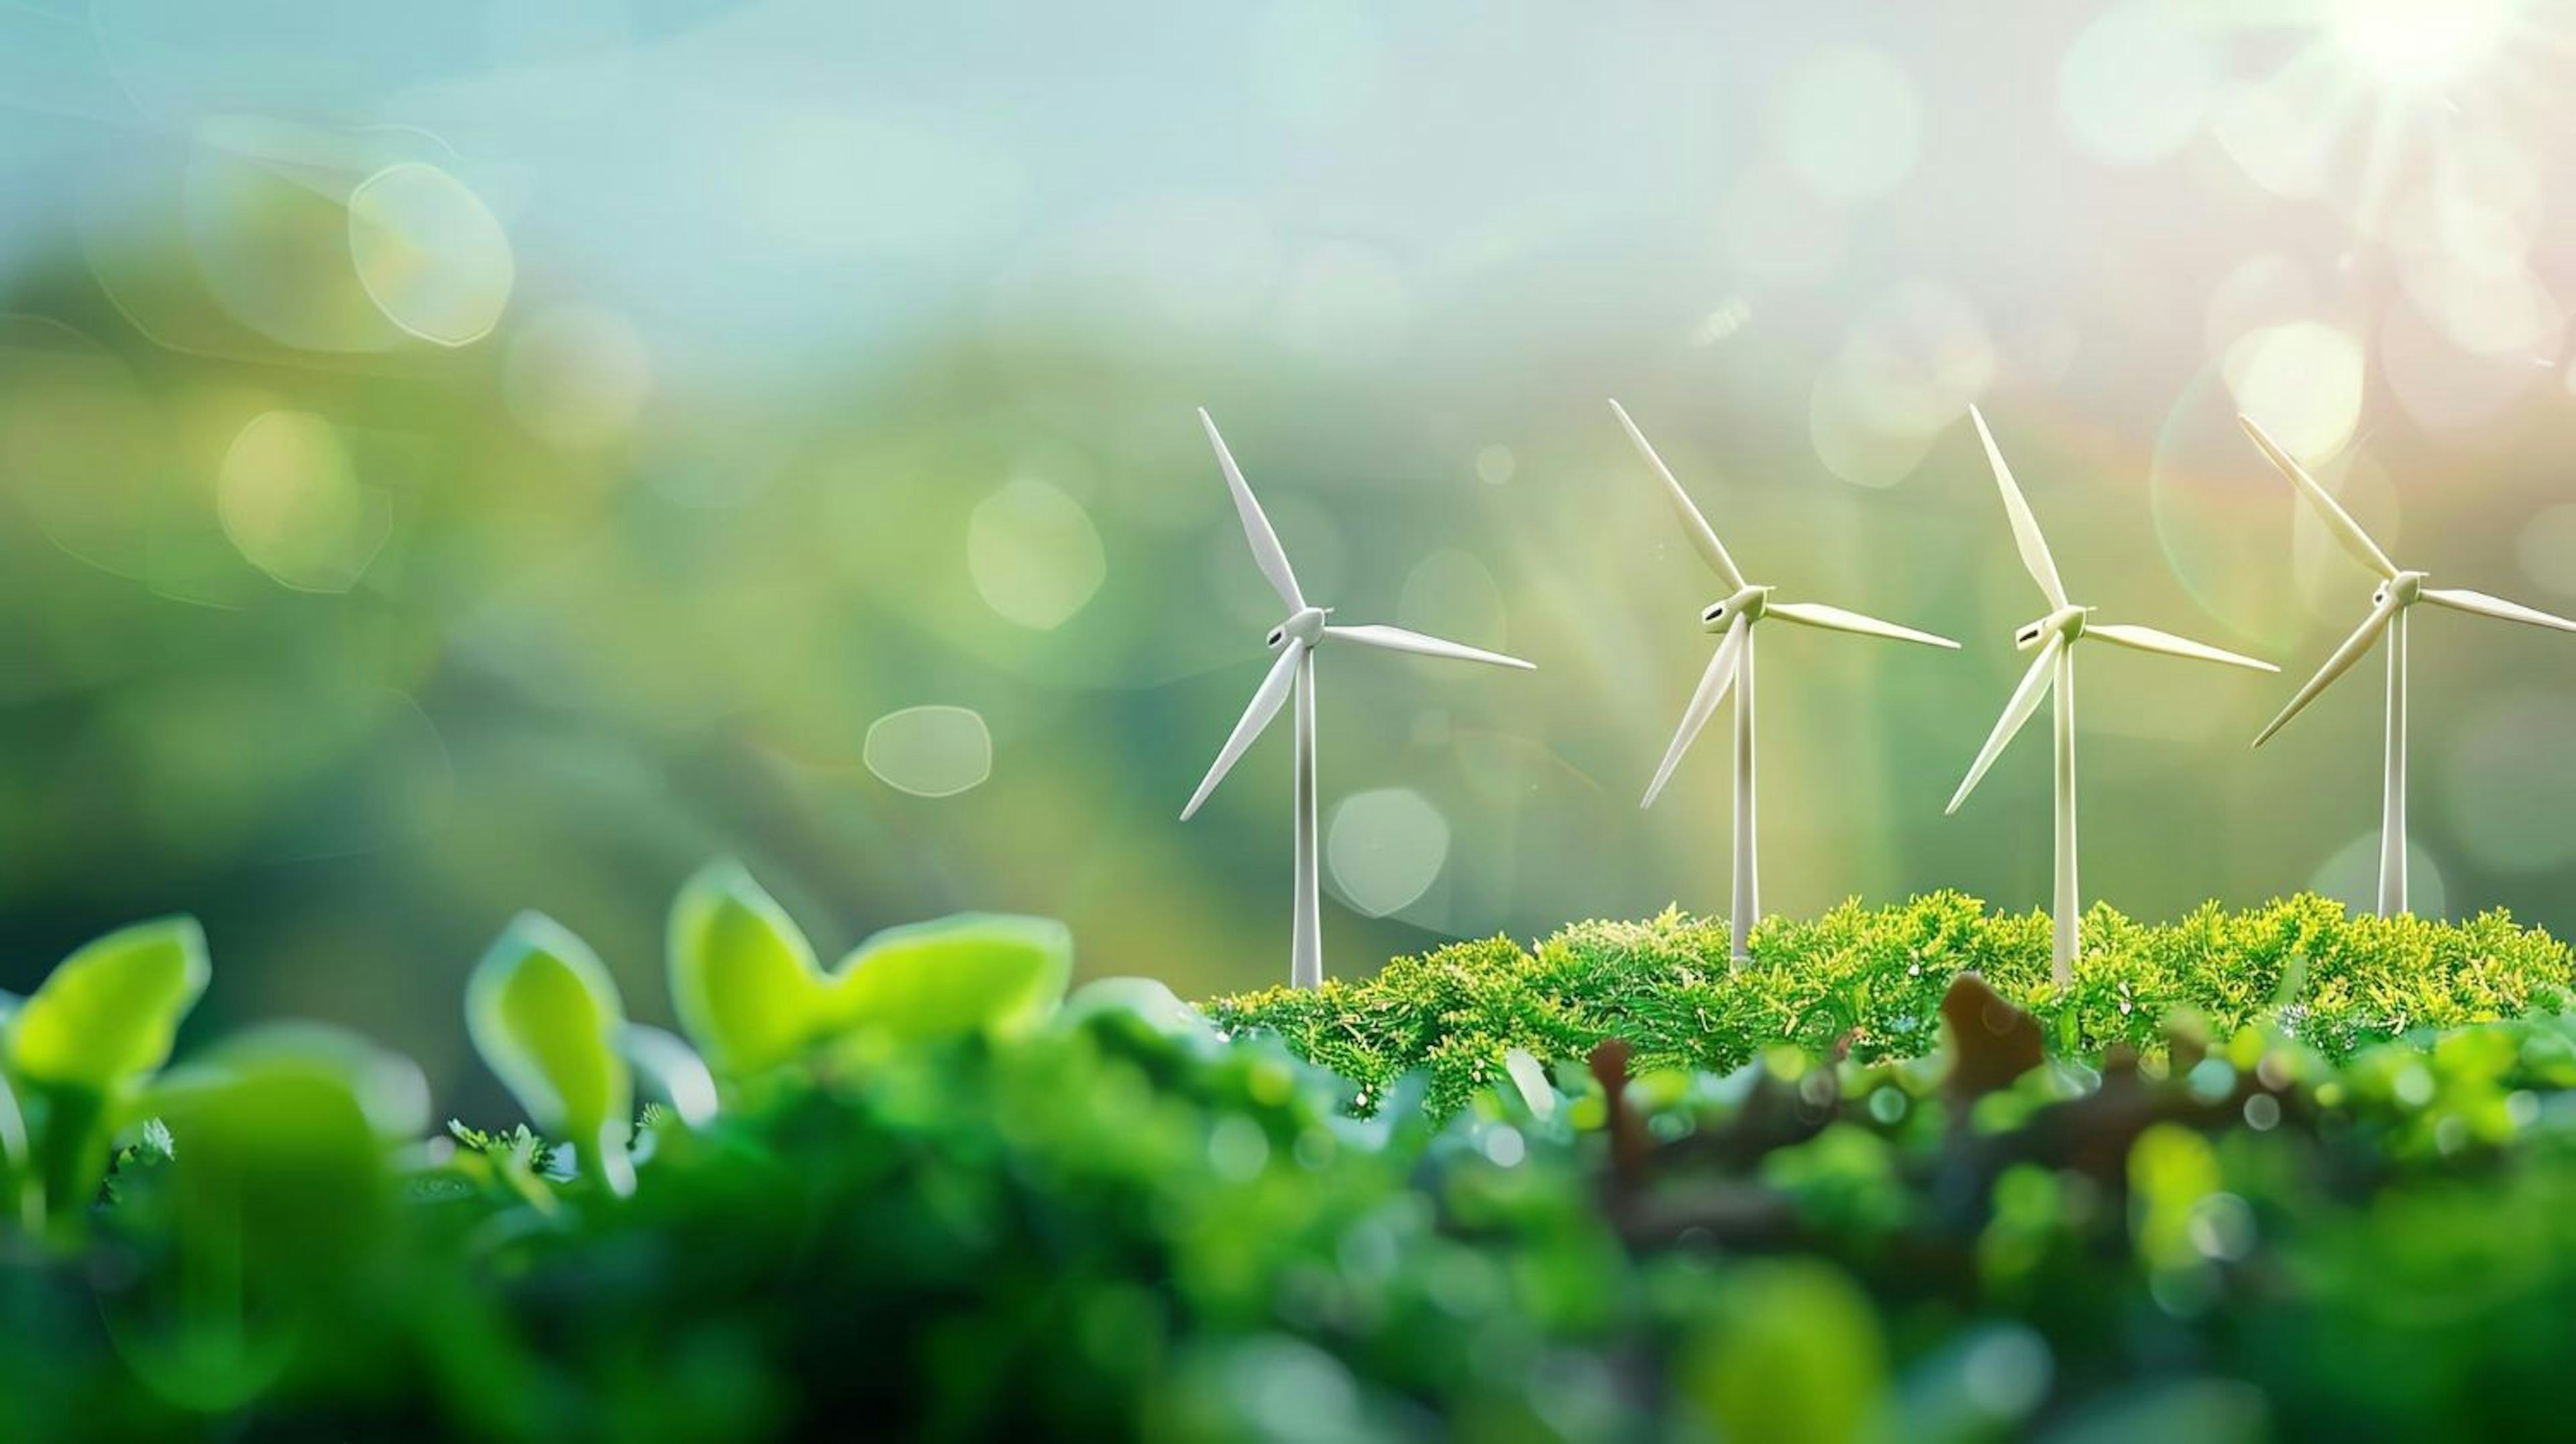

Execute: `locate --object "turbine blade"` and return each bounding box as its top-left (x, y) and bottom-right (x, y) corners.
top-left (1642, 617), bottom-right (1748, 808)
top-left (1180, 641), bottom-right (1305, 820)
top-left (2422, 587), bottom-right (2576, 636)
top-left (1324, 623), bottom-right (1534, 670)
top-left (2251, 599), bottom-right (2396, 748)
top-left (2237, 414), bottom-right (2400, 581)
top-left (1199, 408), bottom-right (1305, 612)
top-left (1766, 600), bottom-right (1960, 649)
top-left (2087, 622), bottom-right (2278, 673)
top-left (1608, 399), bottom-right (1748, 591)
top-left (1969, 406), bottom-right (2068, 609)
top-left (1945, 633), bottom-right (2063, 814)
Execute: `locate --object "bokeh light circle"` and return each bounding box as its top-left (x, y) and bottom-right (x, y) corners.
top-left (863, 706), bottom-right (993, 797)
top-left (2223, 321), bottom-right (2363, 461)
top-left (1326, 787), bottom-right (1450, 918)
top-left (216, 410), bottom-right (390, 593)
top-left (967, 478), bottom-right (1107, 630)
top-left (346, 162), bottom-right (516, 346)
top-left (2058, 3), bottom-right (2218, 165)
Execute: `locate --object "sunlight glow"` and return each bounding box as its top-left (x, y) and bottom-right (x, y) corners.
top-left (2332, 0), bottom-right (2519, 87)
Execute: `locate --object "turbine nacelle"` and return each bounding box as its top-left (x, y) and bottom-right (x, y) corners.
top-left (2373, 571), bottom-right (2428, 610)
top-left (2015, 604), bottom-right (2090, 652)
top-left (1699, 585), bottom-right (1770, 632)
top-left (1267, 606), bottom-right (1330, 649)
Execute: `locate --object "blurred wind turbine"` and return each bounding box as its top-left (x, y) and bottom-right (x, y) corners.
top-left (1183, 409), bottom-right (1535, 989)
top-left (2240, 414), bottom-right (2576, 917)
top-left (1612, 400), bottom-right (1960, 967)
top-left (1948, 408), bottom-right (2277, 985)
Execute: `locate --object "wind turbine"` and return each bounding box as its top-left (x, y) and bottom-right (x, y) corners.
top-left (1947, 407), bottom-right (2277, 984)
top-left (1182, 408), bottom-right (1535, 989)
top-left (2239, 414), bottom-right (2576, 917)
top-left (1611, 400), bottom-right (1961, 967)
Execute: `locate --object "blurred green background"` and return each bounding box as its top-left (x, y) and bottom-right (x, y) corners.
top-left (0, 0), bottom-right (2571, 1105)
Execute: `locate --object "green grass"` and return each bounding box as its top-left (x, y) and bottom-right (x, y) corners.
top-left (1207, 893), bottom-right (2575, 1117)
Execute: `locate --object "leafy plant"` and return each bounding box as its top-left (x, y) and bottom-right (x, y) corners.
top-left (465, 913), bottom-right (638, 1197)
top-left (666, 858), bottom-right (1074, 1073)
top-left (5, 877), bottom-right (2576, 1439)
top-left (1, 918), bottom-right (208, 1230)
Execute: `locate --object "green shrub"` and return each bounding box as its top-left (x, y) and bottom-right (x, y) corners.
top-left (1208, 893), bottom-right (2575, 1117)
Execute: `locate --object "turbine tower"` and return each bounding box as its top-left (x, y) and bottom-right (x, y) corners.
top-left (1611, 400), bottom-right (1961, 967)
top-left (1183, 409), bottom-right (1535, 989)
top-left (2240, 414), bottom-right (2576, 917)
top-left (1949, 408), bottom-right (2277, 985)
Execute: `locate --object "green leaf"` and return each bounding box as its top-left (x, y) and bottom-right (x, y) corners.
top-left (129, 1028), bottom-right (413, 1359)
top-left (6, 918), bottom-right (209, 1094)
top-left (465, 913), bottom-right (635, 1196)
top-left (667, 861), bottom-right (826, 1074)
top-left (825, 913), bottom-right (1072, 1040)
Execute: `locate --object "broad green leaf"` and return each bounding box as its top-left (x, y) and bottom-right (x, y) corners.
top-left (147, 1025), bottom-right (414, 1284)
top-left (1063, 977), bottom-right (1224, 1053)
top-left (199, 1021), bottom-right (431, 1140)
top-left (667, 862), bottom-right (826, 1074)
top-left (465, 913), bottom-right (635, 1196)
top-left (826, 913), bottom-right (1072, 1040)
top-left (7, 918), bottom-right (209, 1093)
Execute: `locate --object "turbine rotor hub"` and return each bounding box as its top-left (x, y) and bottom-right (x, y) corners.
top-left (2014, 604), bottom-right (2090, 651)
top-left (1701, 584), bottom-right (1770, 632)
top-left (1269, 606), bottom-right (1330, 649)
top-left (2375, 571), bottom-right (2428, 609)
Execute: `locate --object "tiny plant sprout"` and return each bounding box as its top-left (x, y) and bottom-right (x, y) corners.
top-left (465, 913), bottom-right (637, 1198)
top-left (824, 913), bottom-right (1075, 1041)
top-left (2240, 414), bottom-right (2576, 918)
top-left (3, 916), bottom-right (209, 1219)
top-left (1947, 409), bottom-right (2276, 985)
top-left (1187, 409), bottom-right (1535, 989)
top-left (667, 860), bottom-right (828, 1076)
top-left (1611, 400), bottom-right (1960, 966)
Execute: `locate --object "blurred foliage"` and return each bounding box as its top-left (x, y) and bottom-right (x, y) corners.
top-left (3, 877), bottom-right (2576, 1437)
top-left (1211, 891), bottom-right (2573, 1117)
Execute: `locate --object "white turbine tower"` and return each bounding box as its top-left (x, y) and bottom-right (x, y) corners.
top-left (1948, 408), bottom-right (2278, 984)
top-left (1183, 409), bottom-right (1535, 989)
top-left (2240, 414), bottom-right (2576, 917)
top-left (1611, 400), bottom-right (1962, 967)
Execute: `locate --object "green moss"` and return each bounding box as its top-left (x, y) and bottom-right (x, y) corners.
top-left (1205, 893), bottom-right (2575, 1117)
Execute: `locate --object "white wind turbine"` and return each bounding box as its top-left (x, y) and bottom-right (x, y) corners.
top-left (2240, 414), bottom-right (2576, 917)
top-left (1182, 408), bottom-right (1535, 989)
top-left (1947, 408), bottom-right (2278, 984)
top-left (1612, 400), bottom-right (1962, 967)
